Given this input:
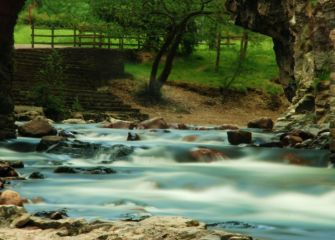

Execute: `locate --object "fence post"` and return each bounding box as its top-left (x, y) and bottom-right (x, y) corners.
top-left (79, 29), bottom-right (82, 47)
top-left (31, 23), bottom-right (35, 48)
top-left (137, 35), bottom-right (141, 49)
top-left (51, 27), bottom-right (55, 49)
top-left (93, 31), bottom-right (96, 48)
top-left (73, 26), bottom-right (77, 47)
top-left (108, 34), bottom-right (111, 49)
top-left (119, 37), bottom-right (124, 50)
top-left (99, 31), bottom-right (103, 48)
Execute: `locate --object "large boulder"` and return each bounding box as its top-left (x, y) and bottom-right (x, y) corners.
top-left (138, 117), bottom-right (169, 129)
top-left (18, 119), bottom-right (57, 138)
top-left (227, 130), bottom-right (252, 145)
top-left (247, 118), bottom-right (274, 130)
top-left (0, 190), bottom-right (24, 206)
top-left (14, 106), bottom-right (44, 121)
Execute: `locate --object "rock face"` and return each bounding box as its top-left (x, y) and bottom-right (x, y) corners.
top-left (18, 119), bottom-right (57, 138)
top-left (226, 0), bottom-right (335, 131)
top-left (0, 0), bottom-right (25, 140)
top-left (0, 206), bottom-right (253, 240)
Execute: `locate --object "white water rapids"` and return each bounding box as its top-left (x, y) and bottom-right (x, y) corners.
top-left (0, 124), bottom-right (334, 240)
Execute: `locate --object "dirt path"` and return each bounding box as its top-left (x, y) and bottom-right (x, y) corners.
top-left (105, 79), bottom-right (288, 126)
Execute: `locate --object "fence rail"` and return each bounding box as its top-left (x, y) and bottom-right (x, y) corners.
top-left (31, 24), bottom-right (244, 50)
top-left (31, 24), bottom-right (145, 49)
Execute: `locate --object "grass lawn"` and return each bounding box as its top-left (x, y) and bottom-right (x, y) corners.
top-left (15, 24), bottom-right (280, 94)
top-left (126, 39), bottom-right (280, 94)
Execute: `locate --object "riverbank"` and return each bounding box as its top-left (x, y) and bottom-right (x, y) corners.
top-left (103, 79), bottom-right (288, 126)
top-left (0, 206), bottom-right (252, 240)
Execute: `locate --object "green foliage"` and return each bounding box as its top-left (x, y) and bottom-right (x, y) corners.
top-left (126, 38), bottom-right (280, 94)
top-left (71, 97), bottom-right (84, 112)
top-left (32, 50), bottom-right (67, 121)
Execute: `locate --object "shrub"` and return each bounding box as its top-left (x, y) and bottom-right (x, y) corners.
top-left (32, 50), bottom-right (68, 121)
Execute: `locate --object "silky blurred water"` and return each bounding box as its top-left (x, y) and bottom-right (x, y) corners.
top-left (1, 124), bottom-right (334, 240)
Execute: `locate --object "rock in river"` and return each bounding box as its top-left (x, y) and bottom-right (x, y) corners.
top-left (0, 190), bottom-right (24, 207)
top-left (0, 162), bottom-right (19, 178)
top-left (227, 130), bottom-right (252, 145)
top-left (18, 119), bottom-right (57, 138)
top-left (138, 117), bottom-right (169, 129)
top-left (247, 117), bottom-right (274, 130)
top-left (36, 135), bottom-right (67, 151)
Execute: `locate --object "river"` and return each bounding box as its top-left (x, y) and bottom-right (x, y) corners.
top-left (1, 123), bottom-right (334, 240)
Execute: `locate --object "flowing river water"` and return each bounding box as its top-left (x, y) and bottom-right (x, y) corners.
top-left (0, 123), bottom-right (334, 240)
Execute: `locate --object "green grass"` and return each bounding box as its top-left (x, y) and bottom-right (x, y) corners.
top-left (126, 39), bottom-right (281, 94)
top-left (15, 24), bottom-right (280, 94)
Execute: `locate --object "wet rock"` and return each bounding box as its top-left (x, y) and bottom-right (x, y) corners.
top-left (34, 209), bottom-right (68, 220)
top-left (247, 118), bottom-right (274, 130)
top-left (215, 124), bottom-right (239, 130)
top-left (58, 129), bottom-right (77, 138)
top-left (177, 123), bottom-right (189, 130)
top-left (54, 166), bottom-right (116, 175)
top-left (0, 160), bottom-right (24, 169)
top-left (18, 119), bottom-right (57, 138)
top-left (102, 119), bottom-right (135, 129)
top-left (282, 153), bottom-right (308, 166)
top-left (0, 209), bottom-right (253, 240)
top-left (0, 206), bottom-right (27, 227)
top-left (183, 135), bottom-right (198, 142)
top-left (49, 141), bottom-right (134, 161)
top-left (83, 167), bottom-right (116, 175)
top-left (127, 132), bottom-right (140, 141)
top-left (54, 166), bottom-right (78, 174)
top-left (5, 141), bottom-right (37, 153)
top-left (138, 117), bottom-right (169, 129)
top-left (0, 163), bottom-right (19, 178)
top-left (36, 135), bottom-right (67, 151)
top-left (62, 118), bottom-right (87, 124)
top-left (282, 135), bottom-right (303, 147)
top-left (227, 131), bottom-right (252, 145)
top-left (10, 213), bottom-right (31, 228)
top-left (29, 172), bottom-right (45, 179)
top-left (0, 190), bottom-right (24, 206)
top-left (190, 148), bottom-right (229, 162)
top-left (258, 142), bottom-right (284, 148)
top-left (280, 130), bottom-right (316, 147)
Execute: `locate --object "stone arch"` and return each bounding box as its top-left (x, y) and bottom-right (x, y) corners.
top-left (226, 0), bottom-right (335, 130)
top-left (0, 0), bottom-right (26, 139)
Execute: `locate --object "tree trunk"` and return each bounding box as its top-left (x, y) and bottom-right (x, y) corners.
top-left (157, 29), bottom-right (185, 85)
top-left (0, 0), bottom-right (25, 140)
top-left (149, 28), bottom-right (176, 97)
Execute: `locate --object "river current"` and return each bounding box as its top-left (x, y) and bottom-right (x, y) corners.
top-left (1, 123), bottom-right (334, 240)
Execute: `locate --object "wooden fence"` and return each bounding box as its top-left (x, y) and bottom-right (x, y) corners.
top-left (31, 24), bottom-right (244, 50)
top-left (31, 24), bottom-right (144, 49)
